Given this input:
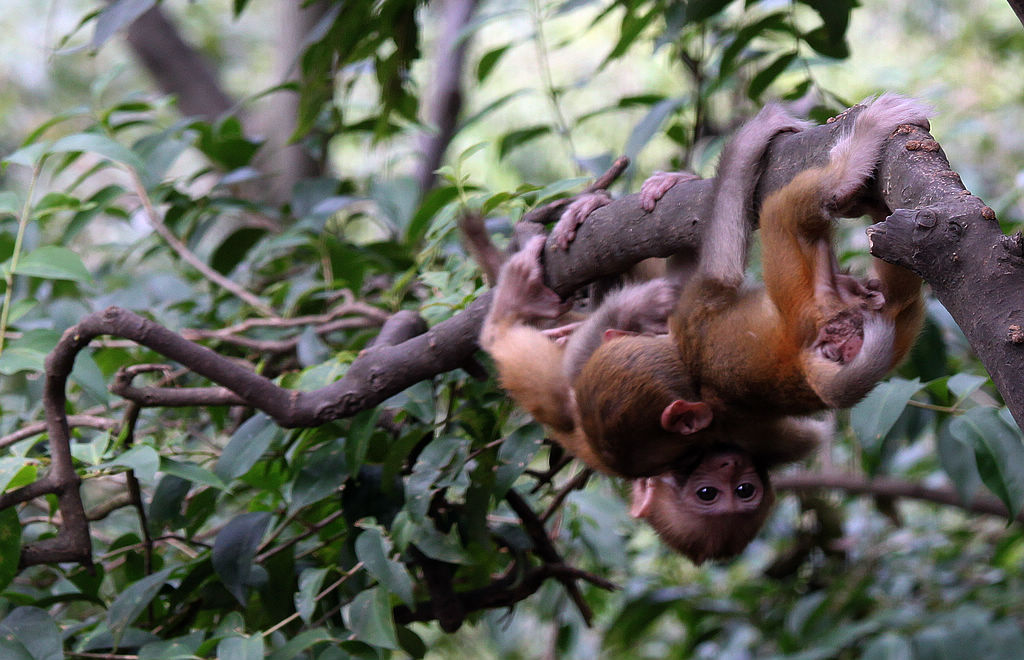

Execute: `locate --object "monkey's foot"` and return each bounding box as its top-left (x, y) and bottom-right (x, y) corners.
top-left (640, 171), bottom-right (699, 211)
top-left (551, 191), bottom-right (611, 250)
top-left (624, 278), bottom-right (679, 334)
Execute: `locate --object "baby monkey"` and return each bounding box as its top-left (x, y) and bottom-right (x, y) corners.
top-left (480, 235), bottom-right (820, 563)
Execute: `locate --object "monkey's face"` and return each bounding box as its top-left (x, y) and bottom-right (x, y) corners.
top-left (630, 448), bottom-right (774, 563)
top-left (675, 449), bottom-right (765, 515)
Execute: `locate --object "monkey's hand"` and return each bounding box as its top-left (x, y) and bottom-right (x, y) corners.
top-left (490, 235), bottom-right (568, 323)
top-left (551, 191), bottom-right (611, 250)
top-left (542, 321), bottom-right (583, 345)
top-left (836, 274), bottom-right (885, 311)
top-left (640, 171), bottom-right (700, 212)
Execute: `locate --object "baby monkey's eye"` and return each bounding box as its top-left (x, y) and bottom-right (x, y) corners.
top-left (735, 483), bottom-right (757, 500)
top-left (696, 486), bottom-right (719, 502)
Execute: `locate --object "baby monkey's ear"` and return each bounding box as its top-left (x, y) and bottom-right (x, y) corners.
top-left (660, 399), bottom-right (713, 435)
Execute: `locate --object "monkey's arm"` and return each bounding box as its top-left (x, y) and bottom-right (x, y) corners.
top-left (480, 236), bottom-right (576, 434)
top-left (759, 170), bottom-right (833, 339)
top-left (697, 104), bottom-right (811, 289)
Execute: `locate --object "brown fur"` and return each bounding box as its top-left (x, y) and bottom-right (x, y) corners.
top-left (673, 95), bottom-right (927, 414)
top-left (574, 335), bottom-right (697, 477)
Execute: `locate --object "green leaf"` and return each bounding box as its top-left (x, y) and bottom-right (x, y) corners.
top-left (212, 511), bottom-right (273, 605)
top-left (355, 526), bottom-right (415, 607)
top-left (937, 418), bottom-right (983, 505)
top-left (13, 246), bottom-right (92, 283)
top-left (686, 0), bottom-right (737, 22)
top-left (408, 522), bottom-right (468, 564)
top-left (295, 568), bottom-right (329, 624)
top-left (603, 5), bottom-right (657, 63)
top-left (0, 191), bottom-right (20, 217)
top-left (851, 378), bottom-right (922, 454)
top-left (477, 44), bottom-right (511, 83)
top-left (50, 132), bottom-right (147, 172)
top-left (603, 588), bottom-right (684, 652)
top-left (265, 628), bottom-right (334, 660)
top-left (147, 475), bottom-right (192, 533)
top-left (0, 640), bottom-right (32, 660)
top-left (498, 126), bottom-right (551, 159)
top-left (138, 635), bottom-right (205, 659)
top-left (71, 349), bottom-right (110, 405)
top-left (347, 408), bottom-right (382, 479)
top-left (217, 635), bottom-right (265, 660)
top-left (861, 632), bottom-right (913, 660)
top-left (0, 607), bottom-right (62, 660)
top-left (109, 445), bottom-right (161, 483)
top-left (215, 413), bottom-right (280, 482)
top-left (407, 186), bottom-right (460, 244)
top-left (346, 587), bottom-right (400, 650)
top-left (948, 373), bottom-right (988, 403)
top-left (107, 568), bottom-right (174, 644)
top-left (287, 437), bottom-right (348, 514)
top-left (0, 329), bottom-right (60, 375)
top-left (720, 13), bottom-right (791, 78)
top-left (67, 184), bottom-right (126, 242)
top-left (0, 509), bottom-right (22, 593)
top-left (798, 0), bottom-right (855, 58)
top-left (210, 227), bottom-right (267, 275)
top-left (159, 458), bottom-right (229, 491)
top-left (625, 97), bottom-right (687, 160)
top-left (495, 424), bottom-right (544, 495)
top-left (950, 407), bottom-right (1024, 518)
top-left (0, 457), bottom-right (34, 493)
top-left (748, 51), bottom-right (798, 100)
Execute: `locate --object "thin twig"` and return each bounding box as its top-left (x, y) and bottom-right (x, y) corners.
top-left (128, 172), bottom-right (277, 317)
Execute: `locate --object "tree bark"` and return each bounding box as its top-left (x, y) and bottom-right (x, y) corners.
top-left (415, 0), bottom-right (478, 196)
top-left (123, 5), bottom-right (233, 121)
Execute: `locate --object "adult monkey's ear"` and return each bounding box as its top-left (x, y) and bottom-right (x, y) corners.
top-left (660, 399), bottom-right (712, 434)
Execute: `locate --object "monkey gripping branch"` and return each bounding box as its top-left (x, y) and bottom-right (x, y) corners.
top-left (4, 102), bottom-right (1021, 619)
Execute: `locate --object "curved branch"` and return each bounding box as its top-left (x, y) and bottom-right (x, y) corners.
top-left (776, 471), bottom-right (1018, 521)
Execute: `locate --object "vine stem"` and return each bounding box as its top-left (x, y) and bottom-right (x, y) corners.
top-left (0, 163), bottom-right (41, 355)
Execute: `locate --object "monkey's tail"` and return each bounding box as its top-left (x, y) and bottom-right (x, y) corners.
top-left (488, 324), bottom-right (576, 434)
top-left (703, 104), bottom-right (812, 288)
top-left (826, 93), bottom-right (932, 204)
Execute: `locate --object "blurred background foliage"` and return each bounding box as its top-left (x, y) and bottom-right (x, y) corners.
top-left (0, 0), bottom-right (1023, 657)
